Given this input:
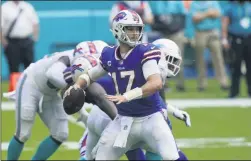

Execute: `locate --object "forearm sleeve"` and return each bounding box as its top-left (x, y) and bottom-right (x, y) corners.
top-left (46, 61), bottom-right (68, 89)
top-left (85, 82), bottom-right (117, 120)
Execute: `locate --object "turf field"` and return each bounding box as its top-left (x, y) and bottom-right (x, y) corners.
top-left (1, 78), bottom-right (251, 160)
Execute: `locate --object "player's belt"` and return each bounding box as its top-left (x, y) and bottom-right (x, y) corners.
top-left (46, 80), bottom-right (59, 91)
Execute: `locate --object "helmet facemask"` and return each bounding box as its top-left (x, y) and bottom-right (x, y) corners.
top-left (166, 54), bottom-right (182, 77)
top-left (111, 10), bottom-right (144, 47)
top-left (115, 24), bottom-right (144, 47)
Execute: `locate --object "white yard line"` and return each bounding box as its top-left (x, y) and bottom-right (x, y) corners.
top-left (0, 102), bottom-right (86, 128)
top-left (2, 98), bottom-right (251, 112)
top-left (1, 142), bottom-right (33, 151)
top-left (2, 99), bottom-right (250, 129)
top-left (2, 137), bottom-right (251, 151)
top-left (166, 98), bottom-right (251, 108)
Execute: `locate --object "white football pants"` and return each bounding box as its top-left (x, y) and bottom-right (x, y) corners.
top-left (93, 111), bottom-right (179, 160)
top-left (14, 72), bottom-right (68, 143)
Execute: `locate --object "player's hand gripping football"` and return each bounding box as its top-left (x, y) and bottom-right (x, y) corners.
top-left (62, 84), bottom-right (86, 115)
top-left (105, 94), bottom-right (127, 104)
top-left (173, 109), bottom-right (191, 127)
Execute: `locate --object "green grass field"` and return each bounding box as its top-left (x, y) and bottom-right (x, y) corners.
top-left (1, 78), bottom-right (251, 160)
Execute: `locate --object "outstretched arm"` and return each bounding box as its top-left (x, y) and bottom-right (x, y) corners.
top-left (107, 59), bottom-right (163, 104)
top-left (85, 82), bottom-right (117, 120)
top-left (75, 62), bottom-right (107, 89)
top-left (166, 103), bottom-right (191, 127)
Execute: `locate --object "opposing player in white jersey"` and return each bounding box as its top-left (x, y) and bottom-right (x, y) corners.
top-left (77, 38), bottom-right (191, 160)
top-left (6, 40), bottom-right (118, 160)
top-left (64, 10), bottom-right (181, 160)
top-left (144, 38), bottom-right (190, 160)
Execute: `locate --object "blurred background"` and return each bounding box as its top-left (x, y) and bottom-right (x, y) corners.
top-left (1, 0), bottom-right (251, 160)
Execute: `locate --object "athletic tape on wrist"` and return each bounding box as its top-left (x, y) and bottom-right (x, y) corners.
top-left (123, 87), bottom-right (143, 102)
top-left (79, 74), bottom-right (90, 89)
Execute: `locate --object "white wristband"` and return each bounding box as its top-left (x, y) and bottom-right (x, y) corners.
top-left (78, 73), bottom-right (91, 89)
top-left (123, 87), bottom-right (143, 102)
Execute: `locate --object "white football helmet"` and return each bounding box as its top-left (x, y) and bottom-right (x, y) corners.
top-left (92, 40), bottom-right (108, 54)
top-left (111, 10), bottom-right (144, 47)
top-left (71, 55), bottom-right (98, 82)
top-left (153, 39), bottom-right (182, 77)
top-left (75, 40), bottom-right (108, 58)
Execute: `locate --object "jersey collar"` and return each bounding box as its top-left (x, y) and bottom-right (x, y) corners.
top-left (115, 46), bottom-right (134, 60)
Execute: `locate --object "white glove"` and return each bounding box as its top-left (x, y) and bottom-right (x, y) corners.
top-left (173, 109), bottom-right (191, 127)
top-left (167, 103), bottom-right (191, 127)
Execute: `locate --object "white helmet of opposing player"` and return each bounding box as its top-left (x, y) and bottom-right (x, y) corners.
top-left (71, 55), bottom-right (98, 82)
top-left (111, 10), bottom-right (144, 47)
top-left (75, 40), bottom-right (108, 58)
top-left (153, 39), bottom-right (182, 77)
top-left (92, 40), bottom-right (108, 53)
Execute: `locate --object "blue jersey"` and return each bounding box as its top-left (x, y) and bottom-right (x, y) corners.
top-left (96, 74), bottom-right (116, 95)
top-left (96, 74), bottom-right (172, 129)
top-left (99, 43), bottom-right (163, 117)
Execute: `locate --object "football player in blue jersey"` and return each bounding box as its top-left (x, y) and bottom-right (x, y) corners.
top-left (76, 39), bottom-right (190, 161)
top-left (78, 74), bottom-right (146, 160)
top-left (64, 10), bottom-right (179, 160)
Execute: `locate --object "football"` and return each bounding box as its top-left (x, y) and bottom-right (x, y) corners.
top-left (62, 85), bottom-right (86, 115)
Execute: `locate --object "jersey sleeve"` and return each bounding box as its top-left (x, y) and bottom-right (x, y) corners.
top-left (27, 3), bottom-right (39, 24)
top-left (140, 43), bottom-right (162, 65)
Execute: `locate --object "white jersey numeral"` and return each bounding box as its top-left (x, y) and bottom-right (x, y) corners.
top-left (111, 70), bottom-right (135, 95)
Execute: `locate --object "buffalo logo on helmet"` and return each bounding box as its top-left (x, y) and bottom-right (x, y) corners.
top-left (71, 64), bottom-right (84, 74)
top-left (129, 10), bottom-right (140, 23)
top-left (73, 47), bottom-right (84, 57)
top-left (113, 12), bottom-right (127, 22)
top-left (82, 55), bottom-right (98, 67)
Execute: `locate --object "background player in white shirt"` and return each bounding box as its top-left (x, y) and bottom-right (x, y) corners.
top-left (5, 40), bottom-right (118, 160)
top-left (1, 1), bottom-right (39, 89)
